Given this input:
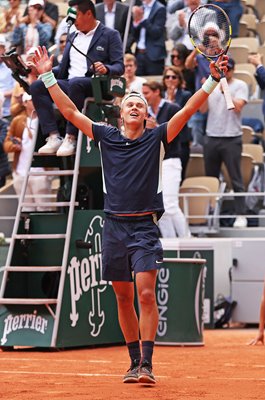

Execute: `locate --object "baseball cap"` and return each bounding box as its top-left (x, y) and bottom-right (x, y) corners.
top-left (227, 57), bottom-right (235, 69)
top-left (68, 0), bottom-right (93, 7)
top-left (28, 0), bottom-right (44, 7)
top-left (22, 92), bottom-right (32, 102)
top-left (0, 34), bottom-right (6, 47)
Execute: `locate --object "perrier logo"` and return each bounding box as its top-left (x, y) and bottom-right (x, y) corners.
top-left (67, 215), bottom-right (110, 337)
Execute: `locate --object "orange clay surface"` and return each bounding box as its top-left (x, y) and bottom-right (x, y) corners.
top-left (0, 329), bottom-right (264, 400)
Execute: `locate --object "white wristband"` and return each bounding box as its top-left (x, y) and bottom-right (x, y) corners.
top-left (40, 70), bottom-right (57, 88)
top-left (202, 75), bottom-right (219, 95)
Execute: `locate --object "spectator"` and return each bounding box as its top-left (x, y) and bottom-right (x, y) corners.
top-left (200, 58), bottom-right (249, 228)
top-left (123, 53), bottom-right (146, 93)
top-left (52, 33), bottom-right (67, 67)
top-left (162, 66), bottom-right (192, 180)
top-left (0, 34), bottom-right (15, 120)
top-left (54, 16), bottom-right (77, 47)
top-left (210, 0), bottom-right (243, 38)
top-left (248, 53), bottom-right (265, 122)
top-left (12, 0), bottom-right (53, 55)
top-left (23, 0), bottom-right (59, 44)
top-left (0, 93), bottom-right (11, 188)
top-left (30, 0), bottom-right (124, 157)
top-left (142, 81), bottom-right (191, 237)
top-left (10, 46), bottom-right (39, 118)
top-left (3, 92), bottom-right (52, 211)
top-left (170, 43), bottom-right (195, 94)
top-left (0, 0), bottom-right (22, 48)
top-left (132, 0), bottom-right (167, 75)
top-left (95, 0), bottom-right (134, 53)
top-left (166, 0), bottom-right (201, 50)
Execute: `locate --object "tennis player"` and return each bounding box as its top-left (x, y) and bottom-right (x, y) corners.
top-left (33, 46), bottom-right (228, 384)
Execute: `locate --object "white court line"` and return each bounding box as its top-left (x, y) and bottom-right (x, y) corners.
top-left (0, 370), bottom-right (167, 378)
top-left (0, 357), bottom-right (171, 365)
top-left (186, 376), bottom-right (265, 382)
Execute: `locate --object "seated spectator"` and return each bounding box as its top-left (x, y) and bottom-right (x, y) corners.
top-left (3, 92), bottom-right (52, 211)
top-left (142, 81), bottom-right (191, 237)
top-left (10, 46), bottom-right (39, 118)
top-left (0, 92), bottom-right (11, 188)
top-left (12, 0), bottom-right (53, 55)
top-left (0, 34), bottom-right (15, 120)
top-left (52, 33), bottom-right (67, 67)
top-left (162, 66), bottom-right (192, 180)
top-left (0, 0), bottom-right (22, 49)
top-left (30, 0), bottom-right (124, 157)
top-left (170, 43), bottom-right (195, 94)
top-left (22, 0), bottom-right (59, 45)
top-left (123, 53), bottom-right (146, 93)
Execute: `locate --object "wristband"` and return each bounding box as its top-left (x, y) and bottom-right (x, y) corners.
top-left (202, 75), bottom-right (219, 95)
top-left (40, 70), bottom-right (57, 88)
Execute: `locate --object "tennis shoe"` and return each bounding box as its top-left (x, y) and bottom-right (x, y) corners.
top-left (233, 216), bottom-right (247, 228)
top-left (123, 359), bottom-right (139, 383)
top-left (138, 360), bottom-right (156, 384)
top-left (38, 134), bottom-right (63, 154)
top-left (56, 134), bottom-right (76, 156)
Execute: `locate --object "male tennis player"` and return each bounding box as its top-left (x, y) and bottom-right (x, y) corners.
top-left (33, 46), bottom-right (228, 384)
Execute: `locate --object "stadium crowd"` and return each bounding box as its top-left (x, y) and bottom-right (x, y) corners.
top-left (0, 0), bottom-right (265, 233)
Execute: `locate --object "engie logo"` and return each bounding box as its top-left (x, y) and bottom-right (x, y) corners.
top-left (67, 215), bottom-right (110, 337)
top-left (157, 267), bottom-right (170, 337)
top-left (1, 310), bottom-right (48, 345)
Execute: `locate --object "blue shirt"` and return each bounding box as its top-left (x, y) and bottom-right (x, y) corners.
top-left (92, 123), bottom-right (168, 216)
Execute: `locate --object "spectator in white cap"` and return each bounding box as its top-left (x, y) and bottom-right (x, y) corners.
top-left (0, 34), bottom-right (15, 119)
top-left (4, 92), bottom-right (52, 211)
top-left (0, 0), bottom-right (23, 50)
top-left (11, 0), bottom-right (53, 54)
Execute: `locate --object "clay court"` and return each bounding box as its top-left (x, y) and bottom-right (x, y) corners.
top-left (0, 328), bottom-right (264, 400)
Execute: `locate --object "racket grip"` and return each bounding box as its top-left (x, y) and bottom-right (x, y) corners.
top-left (220, 76), bottom-right (235, 110)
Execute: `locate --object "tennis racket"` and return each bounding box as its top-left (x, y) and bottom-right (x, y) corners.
top-left (188, 4), bottom-right (235, 110)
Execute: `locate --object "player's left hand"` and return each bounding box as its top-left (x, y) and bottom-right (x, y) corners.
top-left (210, 55), bottom-right (228, 80)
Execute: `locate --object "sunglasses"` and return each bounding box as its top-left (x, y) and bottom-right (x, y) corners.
top-left (164, 75), bottom-right (178, 80)
top-left (171, 54), bottom-right (180, 60)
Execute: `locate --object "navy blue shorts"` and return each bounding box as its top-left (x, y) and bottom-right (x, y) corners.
top-left (102, 214), bottom-right (164, 282)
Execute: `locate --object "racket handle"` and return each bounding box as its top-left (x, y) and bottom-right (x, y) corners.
top-left (220, 76), bottom-right (235, 110)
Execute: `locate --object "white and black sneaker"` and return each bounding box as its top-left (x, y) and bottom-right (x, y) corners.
top-left (38, 134), bottom-right (63, 155)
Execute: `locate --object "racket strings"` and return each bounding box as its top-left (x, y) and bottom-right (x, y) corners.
top-left (189, 6), bottom-right (231, 58)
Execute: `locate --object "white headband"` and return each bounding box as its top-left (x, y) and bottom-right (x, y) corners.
top-left (121, 91), bottom-right (148, 109)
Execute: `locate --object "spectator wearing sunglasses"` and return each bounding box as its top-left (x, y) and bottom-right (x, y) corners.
top-left (52, 33), bottom-right (67, 67)
top-left (170, 43), bottom-right (195, 94)
top-left (163, 66), bottom-right (192, 180)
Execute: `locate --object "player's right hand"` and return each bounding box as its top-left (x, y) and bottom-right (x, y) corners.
top-left (33, 46), bottom-right (54, 75)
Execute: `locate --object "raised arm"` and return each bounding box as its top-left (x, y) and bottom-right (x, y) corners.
top-left (167, 55), bottom-right (228, 143)
top-left (33, 46), bottom-right (94, 140)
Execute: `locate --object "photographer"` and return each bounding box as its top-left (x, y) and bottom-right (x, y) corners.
top-left (11, 0), bottom-right (53, 55)
top-left (30, 0), bottom-right (124, 157)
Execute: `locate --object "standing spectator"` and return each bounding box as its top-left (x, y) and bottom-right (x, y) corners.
top-left (4, 92), bottom-right (52, 211)
top-left (12, 0), bottom-right (53, 55)
top-left (132, 0), bottom-right (167, 76)
top-left (0, 93), bottom-right (10, 188)
top-left (30, 0), bottom-right (124, 157)
top-left (200, 58), bottom-right (249, 228)
top-left (95, 0), bottom-right (134, 53)
top-left (142, 81), bottom-right (191, 237)
top-left (163, 66), bottom-right (192, 180)
top-left (23, 0), bottom-right (59, 44)
top-left (123, 53), bottom-right (146, 93)
top-left (248, 53), bottom-right (265, 122)
top-left (210, 0), bottom-right (243, 38)
top-left (0, 34), bottom-right (15, 120)
top-left (170, 43), bottom-right (195, 94)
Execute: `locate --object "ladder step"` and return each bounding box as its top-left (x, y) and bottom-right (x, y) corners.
top-left (0, 298), bottom-right (58, 305)
top-left (28, 170), bottom-right (74, 176)
top-left (4, 266), bottom-right (62, 272)
top-left (14, 234), bottom-right (66, 239)
top-left (21, 202), bottom-right (78, 208)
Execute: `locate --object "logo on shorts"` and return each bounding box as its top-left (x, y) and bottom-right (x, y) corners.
top-left (67, 215), bottom-right (111, 337)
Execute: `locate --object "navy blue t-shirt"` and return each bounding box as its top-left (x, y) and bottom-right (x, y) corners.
top-left (92, 123), bottom-right (168, 215)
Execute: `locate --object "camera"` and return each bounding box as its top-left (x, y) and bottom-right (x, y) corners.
top-left (0, 48), bottom-right (31, 93)
top-left (9, 136), bottom-right (21, 145)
